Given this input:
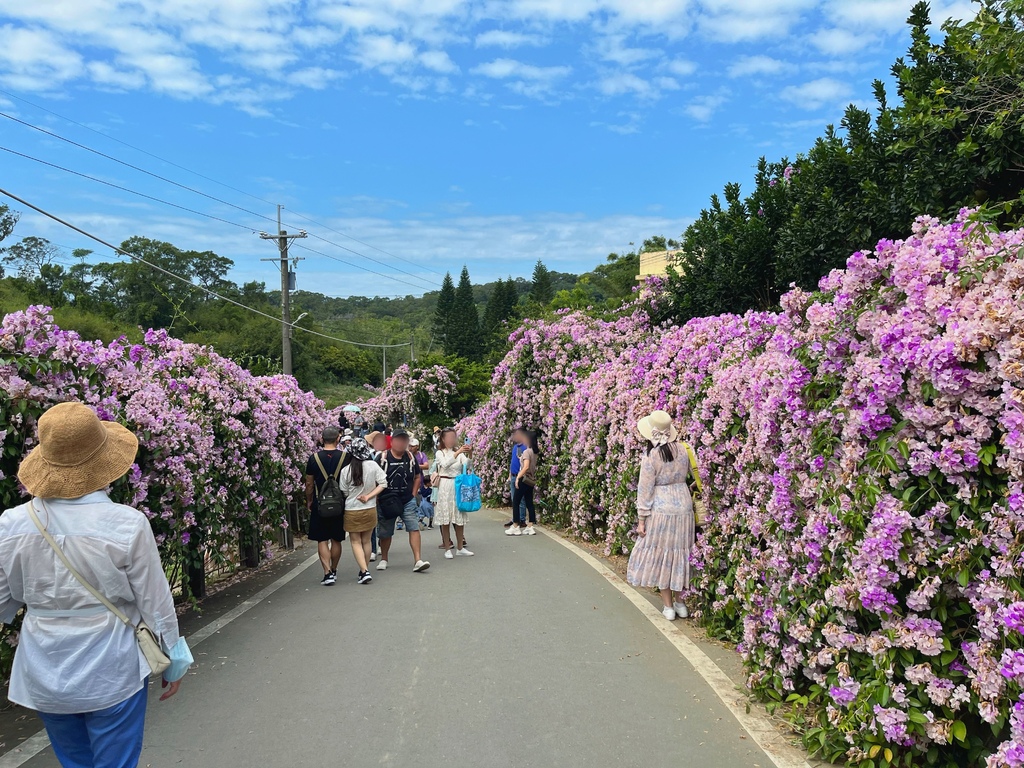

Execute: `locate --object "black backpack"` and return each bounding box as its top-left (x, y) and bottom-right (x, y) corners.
top-left (312, 451), bottom-right (346, 518)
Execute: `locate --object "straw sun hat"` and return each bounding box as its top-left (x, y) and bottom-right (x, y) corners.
top-left (18, 402), bottom-right (139, 499)
top-left (637, 410), bottom-right (678, 446)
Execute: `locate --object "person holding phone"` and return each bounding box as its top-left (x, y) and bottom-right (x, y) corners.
top-left (433, 428), bottom-right (474, 559)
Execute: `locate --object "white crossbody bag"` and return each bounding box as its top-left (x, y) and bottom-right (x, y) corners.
top-left (28, 500), bottom-right (171, 677)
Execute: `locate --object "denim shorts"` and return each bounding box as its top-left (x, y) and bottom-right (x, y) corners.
top-left (377, 498), bottom-right (420, 540)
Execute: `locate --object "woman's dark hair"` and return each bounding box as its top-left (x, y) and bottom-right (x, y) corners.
top-left (647, 441), bottom-right (675, 463)
top-left (349, 455), bottom-right (365, 487)
top-left (439, 428), bottom-right (457, 451)
top-left (525, 429), bottom-right (540, 456)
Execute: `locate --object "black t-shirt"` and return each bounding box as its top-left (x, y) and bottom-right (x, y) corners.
top-left (306, 449), bottom-right (348, 512)
top-left (378, 450), bottom-right (422, 504)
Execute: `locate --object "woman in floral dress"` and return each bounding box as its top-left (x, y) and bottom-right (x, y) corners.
top-left (626, 410), bottom-right (695, 621)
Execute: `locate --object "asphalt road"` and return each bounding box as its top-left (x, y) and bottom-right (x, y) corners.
top-left (19, 511), bottom-right (773, 768)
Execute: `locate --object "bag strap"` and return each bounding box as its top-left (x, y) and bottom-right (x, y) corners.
top-left (313, 451), bottom-right (344, 486)
top-left (27, 500), bottom-right (134, 629)
top-left (682, 442), bottom-right (703, 494)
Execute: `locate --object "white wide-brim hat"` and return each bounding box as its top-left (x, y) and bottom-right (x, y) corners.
top-left (637, 410), bottom-right (678, 444)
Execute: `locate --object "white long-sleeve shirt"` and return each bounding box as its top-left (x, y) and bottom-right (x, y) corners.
top-left (0, 491), bottom-right (181, 714)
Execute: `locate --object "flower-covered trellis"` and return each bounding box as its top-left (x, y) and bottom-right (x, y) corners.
top-left (463, 213), bottom-right (1024, 768)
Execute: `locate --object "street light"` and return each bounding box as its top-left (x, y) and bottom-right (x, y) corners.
top-left (289, 312), bottom-right (308, 339)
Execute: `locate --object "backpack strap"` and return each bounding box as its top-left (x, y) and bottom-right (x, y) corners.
top-left (312, 451), bottom-right (344, 493)
top-left (682, 442), bottom-right (703, 494)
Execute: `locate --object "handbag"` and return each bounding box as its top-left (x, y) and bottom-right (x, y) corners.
top-left (27, 500), bottom-right (171, 677)
top-left (453, 464), bottom-right (483, 513)
top-left (682, 443), bottom-right (707, 527)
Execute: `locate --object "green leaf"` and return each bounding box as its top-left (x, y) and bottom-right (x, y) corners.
top-left (952, 720), bottom-right (967, 744)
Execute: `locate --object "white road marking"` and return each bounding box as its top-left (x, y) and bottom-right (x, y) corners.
top-left (0, 553), bottom-right (320, 768)
top-left (537, 526), bottom-right (814, 768)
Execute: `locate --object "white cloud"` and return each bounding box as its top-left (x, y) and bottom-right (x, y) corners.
top-left (0, 25), bottom-right (83, 91)
top-left (353, 34), bottom-right (419, 70)
top-left (420, 50), bottom-right (459, 73)
top-left (472, 58), bottom-right (571, 81)
top-left (683, 92), bottom-right (728, 122)
top-left (664, 59), bottom-right (697, 77)
top-left (779, 77), bottom-right (852, 109)
top-left (809, 28), bottom-right (875, 56)
top-left (727, 55), bottom-right (790, 78)
top-left (474, 29), bottom-right (547, 48)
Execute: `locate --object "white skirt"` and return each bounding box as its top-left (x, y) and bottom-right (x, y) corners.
top-left (434, 477), bottom-right (468, 526)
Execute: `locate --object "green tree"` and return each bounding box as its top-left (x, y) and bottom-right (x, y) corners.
top-left (448, 265), bottom-right (481, 360)
top-left (433, 272), bottom-right (456, 354)
top-left (529, 260), bottom-right (554, 305)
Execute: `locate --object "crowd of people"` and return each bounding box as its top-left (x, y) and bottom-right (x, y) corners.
top-left (306, 409), bottom-right (699, 619)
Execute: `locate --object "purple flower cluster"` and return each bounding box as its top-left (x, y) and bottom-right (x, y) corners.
top-left (1, 306), bottom-right (327, 585)
top-left (462, 213), bottom-right (1024, 765)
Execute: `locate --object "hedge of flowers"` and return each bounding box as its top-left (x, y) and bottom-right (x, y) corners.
top-left (462, 213), bottom-right (1024, 768)
top-left (1, 305), bottom-right (327, 586)
top-left (344, 362), bottom-right (458, 433)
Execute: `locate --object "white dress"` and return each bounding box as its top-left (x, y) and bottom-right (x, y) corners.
top-left (434, 449), bottom-right (470, 526)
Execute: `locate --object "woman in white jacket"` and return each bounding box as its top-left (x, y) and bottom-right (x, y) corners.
top-left (0, 402), bottom-right (190, 768)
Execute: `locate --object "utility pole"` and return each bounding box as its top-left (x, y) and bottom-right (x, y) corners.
top-left (382, 345), bottom-right (387, 385)
top-left (259, 205), bottom-right (306, 377)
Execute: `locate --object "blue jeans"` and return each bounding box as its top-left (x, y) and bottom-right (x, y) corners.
top-left (377, 498), bottom-right (420, 540)
top-left (511, 476), bottom-right (527, 518)
top-left (39, 683), bottom-right (147, 768)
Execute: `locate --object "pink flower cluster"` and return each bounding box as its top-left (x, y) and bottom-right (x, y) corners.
top-left (463, 213), bottom-right (1024, 766)
top-left (1, 306), bottom-right (327, 579)
top-left (341, 363), bottom-right (458, 433)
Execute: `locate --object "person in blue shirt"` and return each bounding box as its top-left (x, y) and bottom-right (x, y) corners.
top-left (505, 428), bottom-right (528, 528)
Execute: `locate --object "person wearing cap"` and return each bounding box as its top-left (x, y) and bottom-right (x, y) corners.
top-left (0, 402), bottom-right (190, 767)
top-left (625, 410), bottom-right (696, 621)
top-left (431, 425), bottom-right (442, 451)
top-left (375, 429), bottom-right (430, 573)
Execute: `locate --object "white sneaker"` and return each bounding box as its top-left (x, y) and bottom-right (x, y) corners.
top-left (369, 552), bottom-right (377, 562)
top-left (444, 549), bottom-right (454, 559)
top-left (505, 526), bottom-right (522, 536)
top-left (456, 548), bottom-right (474, 556)
top-left (376, 560), bottom-right (388, 571)
top-left (413, 560), bottom-right (430, 572)
top-left (662, 607), bottom-right (677, 621)
top-left (673, 602), bottom-right (689, 618)
top-left (523, 526), bottom-right (536, 536)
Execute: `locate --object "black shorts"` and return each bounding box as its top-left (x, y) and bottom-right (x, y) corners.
top-left (308, 509), bottom-right (347, 543)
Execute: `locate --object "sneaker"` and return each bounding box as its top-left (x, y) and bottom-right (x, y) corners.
top-left (444, 549), bottom-right (454, 559)
top-left (503, 519), bottom-right (515, 528)
top-left (662, 607), bottom-right (677, 621)
top-left (358, 571), bottom-right (373, 585)
top-left (369, 552), bottom-right (377, 562)
top-left (321, 572), bottom-right (335, 586)
top-left (673, 602), bottom-right (689, 618)
top-left (376, 560), bottom-right (388, 571)
top-left (505, 526), bottom-right (522, 536)
top-left (456, 548), bottom-right (474, 557)
top-left (523, 526), bottom-right (537, 536)
top-left (413, 560), bottom-right (431, 572)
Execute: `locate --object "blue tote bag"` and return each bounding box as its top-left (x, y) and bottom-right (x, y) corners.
top-left (454, 464), bottom-right (483, 513)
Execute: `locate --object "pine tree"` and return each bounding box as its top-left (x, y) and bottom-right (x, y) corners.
top-left (530, 260), bottom-right (554, 305)
top-left (481, 277), bottom-right (504, 343)
top-left (449, 265), bottom-right (481, 360)
top-left (433, 272), bottom-right (456, 354)
top-left (501, 275), bottom-right (520, 320)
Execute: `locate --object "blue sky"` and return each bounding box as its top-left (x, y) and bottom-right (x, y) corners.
top-left (0, 0), bottom-right (974, 298)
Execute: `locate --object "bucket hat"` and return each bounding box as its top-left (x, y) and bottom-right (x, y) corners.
top-left (637, 410), bottom-right (678, 446)
top-left (18, 402), bottom-right (139, 499)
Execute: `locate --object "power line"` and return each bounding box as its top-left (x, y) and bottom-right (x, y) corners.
top-left (0, 186), bottom-right (413, 350)
top-left (0, 145), bottom-right (257, 231)
top-left (1, 110), bottom-right (440, 290)
top-left (0, 144), bottom-right (436, 293)
top-left (0, 90), bottom-right (444, 283)
top-left (285, 208), bottom-right (447, 278)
